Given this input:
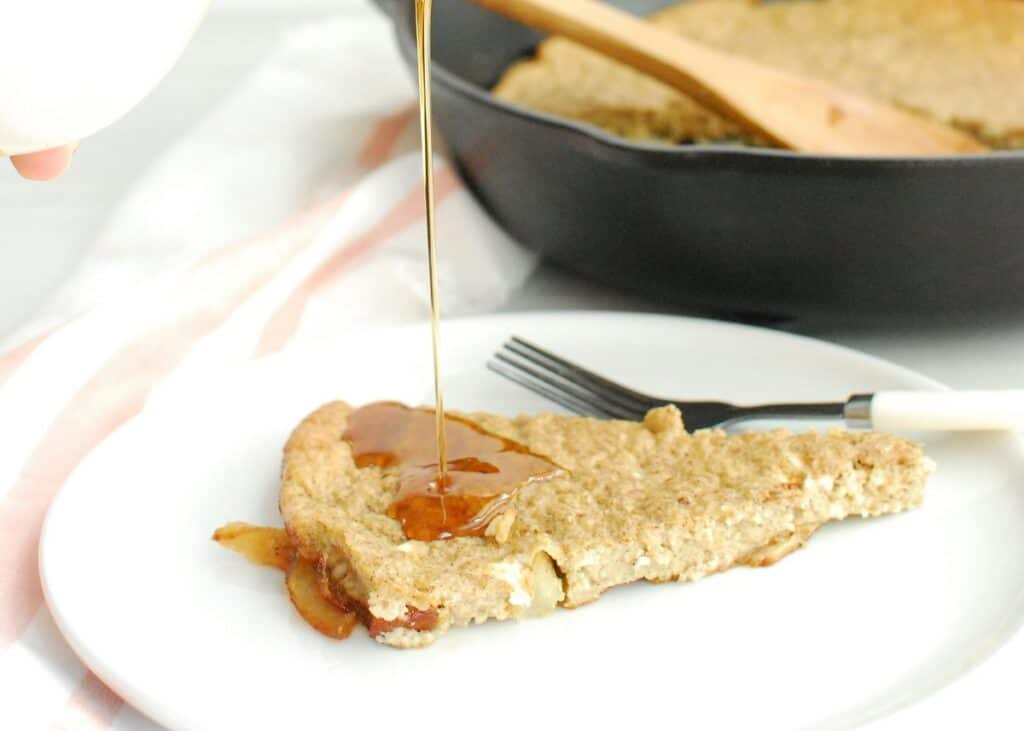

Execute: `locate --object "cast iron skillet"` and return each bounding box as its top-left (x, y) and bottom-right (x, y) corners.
top-left (374, 0), bottom-right (1024, 320)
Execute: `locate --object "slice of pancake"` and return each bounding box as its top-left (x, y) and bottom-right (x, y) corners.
top-left (492, 0), bottom-right (1024, 150)
top-left (280, 401), bottom-right (931, 648)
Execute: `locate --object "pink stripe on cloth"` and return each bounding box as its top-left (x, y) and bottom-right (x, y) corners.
top-left (187, 191), bottom-right (349, 273)
top-left (0, 200), bottom-right (335, 657)
top-left (1, 384), bottom-right (146, 653)
top-left (53, 672), bottom-right (123, 731)
top-left (0, 328), bottom-right (56, 386)
top-left (358, 105), bottom-right (416, 170)
top-left (0, 193), bottom-right (346, 392)
top-left (253, 166), bottom-right (462, 357)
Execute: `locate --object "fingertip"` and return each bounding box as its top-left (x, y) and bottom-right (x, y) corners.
top-left (11, 144), bottom-right (76, 180)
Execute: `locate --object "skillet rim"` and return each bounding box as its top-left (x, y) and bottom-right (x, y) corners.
top-left (380, 0), bottom-right (1024, 169)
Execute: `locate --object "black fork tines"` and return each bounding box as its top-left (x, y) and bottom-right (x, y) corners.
top-left (506, 338), bottom-right (657, 413)
top-left (488, 337), bottom-right (658, 420)
top-left (490, 353), bottom-right (639, 420)
top-left (486, 359), bottom-right (621, 418)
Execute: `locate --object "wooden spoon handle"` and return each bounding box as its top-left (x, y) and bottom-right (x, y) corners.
top-left (474, 0), bottom-right (987, 156)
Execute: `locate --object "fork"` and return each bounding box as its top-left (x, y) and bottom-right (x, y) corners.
top-left (488, 337), bottom-right (1024, 432)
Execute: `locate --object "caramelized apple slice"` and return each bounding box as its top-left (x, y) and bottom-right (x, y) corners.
top-left (212, 522), bottom-right (295, 571)
top-left (286, 559), bottom-right (359, 639)
top-left (214, 521), bottom-right (358, 639)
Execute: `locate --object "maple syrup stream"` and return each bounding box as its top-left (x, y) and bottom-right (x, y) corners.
top-left (353, 1), bottom-right (564, 541)
top-left (415, 0), bottom-right (449, 491)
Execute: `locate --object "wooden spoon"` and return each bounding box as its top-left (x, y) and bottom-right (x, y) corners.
top-left (473, 0), bottom-right (987, 156)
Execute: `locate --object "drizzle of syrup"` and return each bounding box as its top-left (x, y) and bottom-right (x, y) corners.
top-left (343, 402), bottom-right (563, 540)
top-left (414, 0), bottom-right (449, 485)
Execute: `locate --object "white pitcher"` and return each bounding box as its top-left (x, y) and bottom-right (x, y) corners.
top-left (0, 0), bottom-right (211, 155)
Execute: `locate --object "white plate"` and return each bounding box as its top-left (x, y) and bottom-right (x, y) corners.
top-left (40, 312), bottom-right (1024, 730)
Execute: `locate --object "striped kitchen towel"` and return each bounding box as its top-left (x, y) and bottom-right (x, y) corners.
top-left (0, 7), bottom-right (536, 729)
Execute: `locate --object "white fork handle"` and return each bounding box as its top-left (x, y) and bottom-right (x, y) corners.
top-left (864, 391), bottom-right (1024, 431)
